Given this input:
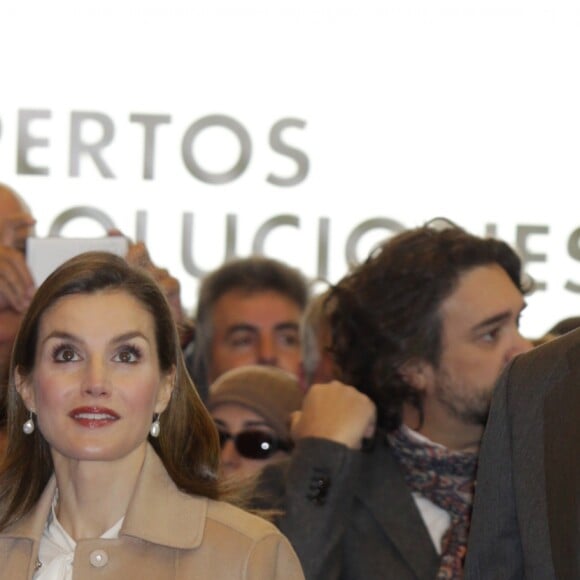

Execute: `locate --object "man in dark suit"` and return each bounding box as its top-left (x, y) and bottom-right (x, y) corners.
top-left (256, 222), bottom-right (533, 579)
top-left (465, 329), bottom-right (580, 580)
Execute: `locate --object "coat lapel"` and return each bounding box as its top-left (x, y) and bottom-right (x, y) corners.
top-left (121, 445), bottom-right (208, 550)
top-left (544, 343), bottom-right (580, 580)
top-left (1, 447), bottom-right (208, 555)
top-left (0, 476), bottom-right (56, 579)
top-left (356, 436), bottom-right (439, 580)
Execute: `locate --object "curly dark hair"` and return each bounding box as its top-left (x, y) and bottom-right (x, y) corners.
top-left (329, 225), bottom-right (529, 432)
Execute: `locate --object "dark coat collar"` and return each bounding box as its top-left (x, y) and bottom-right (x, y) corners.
top-left (356, 434), bottom-right (440, 580)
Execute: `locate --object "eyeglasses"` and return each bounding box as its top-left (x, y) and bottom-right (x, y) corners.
top-left (217, 429), bottom-right (293, 460)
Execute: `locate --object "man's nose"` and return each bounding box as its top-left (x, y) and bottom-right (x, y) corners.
top-left (257, 336), bottom-right (276, 366)
top-left (505, 332), bottom-right (534, 363)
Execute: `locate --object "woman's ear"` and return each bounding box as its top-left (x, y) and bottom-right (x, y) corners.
top-left (155, 365), bottom-right (176, 414)
top-left (398, 358), bottom-right (435, 393)
top-left (14, 369), bottom-right (36, 412)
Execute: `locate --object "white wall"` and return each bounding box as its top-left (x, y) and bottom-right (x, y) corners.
top-left (1, 0), bottom-right (579, 337)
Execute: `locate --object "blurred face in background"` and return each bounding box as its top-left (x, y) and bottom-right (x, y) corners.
top-left (211, 403), bottom-right (291, 480)
top-left (208, 290), bottom-right (302, 382)
top-left (0, 185), bottom-right (36, 382)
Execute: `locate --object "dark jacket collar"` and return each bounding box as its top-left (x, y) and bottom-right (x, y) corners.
top-left (356, 434), bottom-right (440, 580)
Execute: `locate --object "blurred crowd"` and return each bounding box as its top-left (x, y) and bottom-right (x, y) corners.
top-left (0, 182), bottom-right (578, 580)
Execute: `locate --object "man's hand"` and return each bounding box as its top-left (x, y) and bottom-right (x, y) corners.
top-left (290, 381), bottom-right (377, 450)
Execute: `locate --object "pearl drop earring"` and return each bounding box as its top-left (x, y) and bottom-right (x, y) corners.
top-left (150, 413), bottom-right (160, 438)
top-left (23, 411), bottom-right (35, 435)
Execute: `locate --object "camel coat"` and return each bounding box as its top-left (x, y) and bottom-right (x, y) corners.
top-left (0, 445), bottom-right (304, 579)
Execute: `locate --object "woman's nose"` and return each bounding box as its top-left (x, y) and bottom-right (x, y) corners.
top-left (82, 358), bottom-right (111, 397)
top-left (220, 438), bottom-right (242, 473)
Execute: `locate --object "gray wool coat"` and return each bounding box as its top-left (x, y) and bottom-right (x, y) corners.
top-left (465, 329), bottom-right (580, 580)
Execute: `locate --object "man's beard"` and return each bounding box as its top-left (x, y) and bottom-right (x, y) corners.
top-left (433, 368), bottom-right (493, 426)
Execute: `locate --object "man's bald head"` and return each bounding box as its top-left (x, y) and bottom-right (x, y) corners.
top-left (0, 184), bottom-right (34, 252)
top-left (0, 183), bottom-right (30, 216)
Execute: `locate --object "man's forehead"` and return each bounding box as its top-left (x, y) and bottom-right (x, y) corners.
top-left (215, 288), bottom-right (300, 309)
top-left (212, 289), bottom-right (302, 326)
top-left (0, 185), bottom-right (29, 216)
top-left (439, 264), bottom-right (523, 329)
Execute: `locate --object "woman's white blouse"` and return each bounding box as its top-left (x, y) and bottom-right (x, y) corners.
top-left (34, 501), bottom-right (123, 580)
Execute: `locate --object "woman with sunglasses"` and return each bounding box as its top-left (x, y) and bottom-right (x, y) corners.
top-left (0, 252), bottom-right (304, 579)
top-left (208, 366), bottom-right (304, 480)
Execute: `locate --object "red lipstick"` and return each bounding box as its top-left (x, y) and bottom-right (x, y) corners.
top-left (69, 407), bottom-right (120, 429)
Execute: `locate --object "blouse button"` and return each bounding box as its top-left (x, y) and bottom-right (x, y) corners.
top-left (89, 549), bottom-right (109, 568)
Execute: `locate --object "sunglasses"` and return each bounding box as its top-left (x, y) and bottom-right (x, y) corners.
top-left (217, 429), bottom-right (293, 460)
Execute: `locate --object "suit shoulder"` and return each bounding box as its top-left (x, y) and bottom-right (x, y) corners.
top-left (511, 328), bottom-right (580, 376)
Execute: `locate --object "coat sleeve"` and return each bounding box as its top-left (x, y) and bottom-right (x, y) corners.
top-left (464, 363), bottom-right (525, 580)
top-left (265, 437), bottom-right (362, 580)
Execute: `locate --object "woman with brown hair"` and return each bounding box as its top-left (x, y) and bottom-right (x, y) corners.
top-left (0, 252), bottom-right (303, 579)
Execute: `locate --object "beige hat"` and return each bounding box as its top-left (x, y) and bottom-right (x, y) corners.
top-left (207, 366), bottom-right (304, 440)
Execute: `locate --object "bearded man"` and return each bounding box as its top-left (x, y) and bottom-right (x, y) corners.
top-left (256, 222), bottom-right (532, 580)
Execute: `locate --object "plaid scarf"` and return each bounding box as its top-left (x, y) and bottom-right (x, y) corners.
top-left (387, 427), bottom-right (478, 580)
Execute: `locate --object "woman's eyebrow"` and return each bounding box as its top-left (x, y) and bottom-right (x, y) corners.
top-left (41, 330), bottom-right (80, 346)
top-left (110, 331), bottom-right (149, 344)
